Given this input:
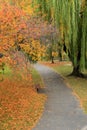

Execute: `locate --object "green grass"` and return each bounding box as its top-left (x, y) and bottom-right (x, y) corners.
top-left (31, 67), bottom-right (44, 88)
top-left (52, 65), bottom-right (73, 76)
top-left (0, 65), bottom-right (12, 75)
top-left (52, 65), bottom-right (87, 113)
top-left (0, 65), bottom-right (12, 81)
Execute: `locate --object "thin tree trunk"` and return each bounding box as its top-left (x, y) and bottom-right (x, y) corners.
top-left (51, 56), bottom-right (54, 64)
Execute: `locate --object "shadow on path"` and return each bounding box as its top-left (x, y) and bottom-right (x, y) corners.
top-left (33, 64), bottom-right (87, 130)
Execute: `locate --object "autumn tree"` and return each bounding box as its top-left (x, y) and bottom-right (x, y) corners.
top-left (0, 2), bottom-right (27, 53)
top-left (0, 1), bottom-right (58, 65)
top-left (20, 39), bottom-right (46, 63)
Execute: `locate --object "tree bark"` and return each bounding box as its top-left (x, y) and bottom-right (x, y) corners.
top-left (51, 56), bottom-right (54, 64)
top-left (69, 65), bottom-right (84, 77)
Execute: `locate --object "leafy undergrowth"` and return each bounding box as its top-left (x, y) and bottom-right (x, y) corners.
top-left (40, 61), bottom-right (72, 69)
top-left (0, 71), bottom-right (46, 130)
top-left (41, 61), bottom-right (87, 113)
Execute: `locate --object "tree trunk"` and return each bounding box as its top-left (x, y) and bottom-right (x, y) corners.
top-left (70, 65), bottom-right (84, 77)
top-left (51, 56), bottom-right (54, 64)
top-left (58, 48), bottom-right (62, 61)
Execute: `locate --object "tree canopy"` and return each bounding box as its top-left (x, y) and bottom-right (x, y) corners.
top-left (34, 0), bottom-right (87, 76)
top-left (0, 0), bottom-right (87, 76)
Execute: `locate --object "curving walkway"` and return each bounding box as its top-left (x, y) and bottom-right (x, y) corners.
top-left (33, 63), bottom-right (87, 130)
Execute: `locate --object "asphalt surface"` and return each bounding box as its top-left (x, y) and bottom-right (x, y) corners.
top-left (33, 63), bottom-right (87, 130)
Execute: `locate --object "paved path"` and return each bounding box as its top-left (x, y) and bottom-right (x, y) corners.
top-left (33, 64), bottom-right (87, 130)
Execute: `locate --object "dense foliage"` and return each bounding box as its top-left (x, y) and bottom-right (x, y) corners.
top-left (34, 0), bottom-right (87, 76)
top-left (0, 0), bottom-right (87, 73)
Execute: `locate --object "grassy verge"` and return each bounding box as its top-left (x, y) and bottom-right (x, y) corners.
top-left (0, 65), bottom-right (46, 130)
top-left (41, 61), bottom-right (87, 113)
top-left (31, 67), bottom-right (44, 88)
